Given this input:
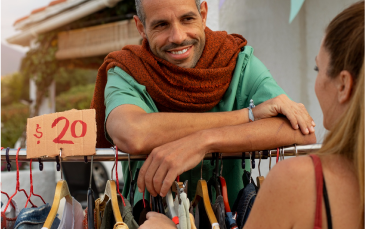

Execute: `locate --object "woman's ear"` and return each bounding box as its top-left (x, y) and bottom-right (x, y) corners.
top-left (337, 70), bottom-right (354, 104)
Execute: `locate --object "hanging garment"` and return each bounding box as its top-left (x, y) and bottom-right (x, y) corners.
top-left (100, 195), bottom-right (138, 229)
top-left (225, 212), bottom-right (238, 229)
top-left (1, 200), bottom-right (20, 229)
top-left (132, 199), bottom-right (150, 225)
top-left (83, 207), bottom-right (97, 229)
top-left (173, 192), bottom-right (191, 229)
top-left (95, 197), bottom-right (107, 229)
top-left (189, 213), bottom-right (196, 229)
top-left (309, 154), bottom-right (333, 229)
top-left (13, 203), bottom-right (60, 229)
top-left (212, 196), bottom-right (227, 229)
top-left (57, 197), bottom-right (83, 229)
top-left (232, 183), bottom-right (257, 229)
top-left (194, 200), bottom-right (210, 229)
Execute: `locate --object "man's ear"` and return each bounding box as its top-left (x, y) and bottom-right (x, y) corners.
top-left (337, 70), bottom-right (354, 104)
top-left (134, 15), bottom-right (147, 39)
top-left (200, 1), bottom-right (208, 29)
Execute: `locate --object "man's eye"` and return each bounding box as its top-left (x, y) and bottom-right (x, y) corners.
top-left (156, 23), bottom-right (166, 28)
top-left (314, 66), bottom-right (319, 71)
top-left (184, 17), bottom-right (194, 21)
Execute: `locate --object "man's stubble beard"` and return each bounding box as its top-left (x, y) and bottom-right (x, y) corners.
top-left (146, 35), bottom-right (205, 68)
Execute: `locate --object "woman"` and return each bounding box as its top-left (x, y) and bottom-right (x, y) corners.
top-left (140, 1), bottom-right (364, 228)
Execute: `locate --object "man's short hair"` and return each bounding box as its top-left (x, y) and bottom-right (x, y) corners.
top-left (135, 0), bottom-right (201, 26)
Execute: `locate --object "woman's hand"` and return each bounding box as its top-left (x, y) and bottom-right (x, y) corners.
top-left (139, 212), bottom-right (177, 229)
top-left (252, 94), bottom-right (315, 134)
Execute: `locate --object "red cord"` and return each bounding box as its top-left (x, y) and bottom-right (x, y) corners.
top-left (276, 148), bottom-right (279, 163)
top-left (25, 159), bottom-right (46, 208)
top-left (143, 190), bottom-right (146, 208)
top-left (115, 146), bottom-right (126, 206)
top-left (176, 176), bottom-right (180, 182)
top-left (1, 147), bottom-right (15, 210)
top-left (4, 148), bottom-right (36, 212)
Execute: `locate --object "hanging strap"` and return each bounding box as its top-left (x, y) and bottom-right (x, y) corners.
top-left (309, 154), bottom-right (323, 229)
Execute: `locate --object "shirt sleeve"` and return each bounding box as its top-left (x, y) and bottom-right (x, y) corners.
top-left (104, 66), bottom-right (158, 143)
top-left (240, 53), bottom-right (287, 107)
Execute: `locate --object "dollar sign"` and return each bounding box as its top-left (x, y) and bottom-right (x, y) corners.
top-left (34, 124), bottom-right (43, 144)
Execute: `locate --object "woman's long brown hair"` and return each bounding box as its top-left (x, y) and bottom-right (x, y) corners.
top-left (317, 1), bottom-right (364, 227)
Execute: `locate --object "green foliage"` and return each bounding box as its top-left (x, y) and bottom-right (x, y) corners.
top-left (56, 84), bottom-right (95, 112)
top-left (55, 68), bottom-right (97, 96)
top-left (1, 103), bottom-right (29, 147)
top-left (1, 72), bottom-right (29, 106)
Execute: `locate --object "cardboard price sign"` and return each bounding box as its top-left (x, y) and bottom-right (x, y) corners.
top-left (26, 109), bottom-right (96, 158)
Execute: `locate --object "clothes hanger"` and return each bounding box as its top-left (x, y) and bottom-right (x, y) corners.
top-left (190, 159), bottom-right (219, 229)
top-left (256, 151), bottom-right (265, 189)
top-left (87, 156), bottom-right (95, 229)
top-left (218, 153), bottom-right (239, 229)
top-left (295, 144), bottom-right (298, 157)
top-left (24, 158), bottom-right (46, 208)
top-left (0, 147), bottom-right (16, 210)
top-left (207, 153), bottom-right (222, 201)
top-left (128, 153), bottom-right (139, 208)
top-left (4, 147), bottom-right (36, 213)
top-left (269, 150), bottom-right (272, 171)
top-left (217, 153), bottom-right (230, 213)
top-left (98, 146), bottom-right (127, 227)
top-left (43, 149), bottom-right (73, 229)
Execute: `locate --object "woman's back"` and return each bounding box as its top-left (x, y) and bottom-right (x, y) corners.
top-left (243, 154), bottom-right (361, 229)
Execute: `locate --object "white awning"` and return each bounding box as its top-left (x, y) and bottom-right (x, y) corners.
top-left (55, 19), bottom-right (141, 59)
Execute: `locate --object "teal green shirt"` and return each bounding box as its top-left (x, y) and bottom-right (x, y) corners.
top-left (104, 46), bottom-right (286, 207)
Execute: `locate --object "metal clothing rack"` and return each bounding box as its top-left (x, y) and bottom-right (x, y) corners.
top-left (1, 144), bottom-right (322, 162)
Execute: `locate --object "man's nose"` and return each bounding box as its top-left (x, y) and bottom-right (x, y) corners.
top-left (168, 23), bottom-right (187, 45)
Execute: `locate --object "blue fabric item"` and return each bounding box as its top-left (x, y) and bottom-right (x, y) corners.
top-left (225, 212), bottom-right (238, 229)
top-left (13, 203), bottom-right (60, 229)
top-left (232, 183), bottom-right (257, 229)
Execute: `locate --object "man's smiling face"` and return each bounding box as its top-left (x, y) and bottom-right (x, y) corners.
top-left (134, 0), bottom-right (208, 68)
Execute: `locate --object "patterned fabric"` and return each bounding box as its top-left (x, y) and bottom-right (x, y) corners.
top-left (212, 196), bottom-right (226, 229)
top-left (232, 183), bottom-right (257, 229)
top-left (91, 27), bottom-right (247, 147)
top-left (13, 203), bottom-right (60, 229)
top-left (82, 208), bottom-right (97, 229)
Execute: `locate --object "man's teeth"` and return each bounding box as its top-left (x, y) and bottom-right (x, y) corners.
top-left (171, 48), bottom-right (188, 55)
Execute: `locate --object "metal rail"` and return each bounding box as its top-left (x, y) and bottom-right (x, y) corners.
top-left (0, 144), bottom-right (322, 162)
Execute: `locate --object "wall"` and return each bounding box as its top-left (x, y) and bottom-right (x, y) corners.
top-left (216, 0), bottom-right (358, 178)
top-left (218, 0), bottom-right (358, 142)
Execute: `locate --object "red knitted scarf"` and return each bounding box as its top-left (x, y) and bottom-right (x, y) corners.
top-left (91, 27), bottom-right (247, 147)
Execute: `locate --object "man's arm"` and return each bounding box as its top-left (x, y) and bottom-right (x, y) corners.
top-left (107, 94), bottom-right (315, 155)
top-left (106, 104), bottom-right (250, 154)
top-left (136, 116), bottom-right (316, 196)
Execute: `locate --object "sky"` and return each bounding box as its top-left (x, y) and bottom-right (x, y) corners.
top-left (1, 0), bottom-right (51, 52)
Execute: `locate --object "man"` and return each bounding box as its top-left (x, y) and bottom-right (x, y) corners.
top-left (91, 0), bottom-right (316, 205)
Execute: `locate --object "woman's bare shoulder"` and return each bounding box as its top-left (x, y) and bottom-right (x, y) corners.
top-left (244, 156), bottom-right (317, 229)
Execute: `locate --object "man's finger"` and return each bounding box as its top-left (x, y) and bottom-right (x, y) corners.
top-left (152, 163), bottom-right (169, 195)
top-left (146, 211), bottom-right (159, 220)
top-left (160, 170), bottom-right (179, 197)
top-left (282, 109), bottom-right (299, 130)
top-left (296, 112), bottom-right (310, 135)
top-left (144, 155), bottom-right (163, 196)
top-left (137, 154), bottom-right (153, 193)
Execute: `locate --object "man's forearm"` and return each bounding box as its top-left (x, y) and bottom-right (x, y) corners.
top-left (203, 117), bottom-right (317, 154)
top-left (107, 105), bottom-right (249, 154)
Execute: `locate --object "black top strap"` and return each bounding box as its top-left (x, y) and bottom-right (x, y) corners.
top-left (322, 177), bottom-right (333, 229)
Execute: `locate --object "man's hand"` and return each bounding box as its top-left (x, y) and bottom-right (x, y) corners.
top-left (139, 212), bottom-right (177, 229)
top-left (137, 116), bottom-right (316, 197)
top-left (137, 131), bottom-right (209, 197)
top-left (253, 94), bottom-right (315, 134)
